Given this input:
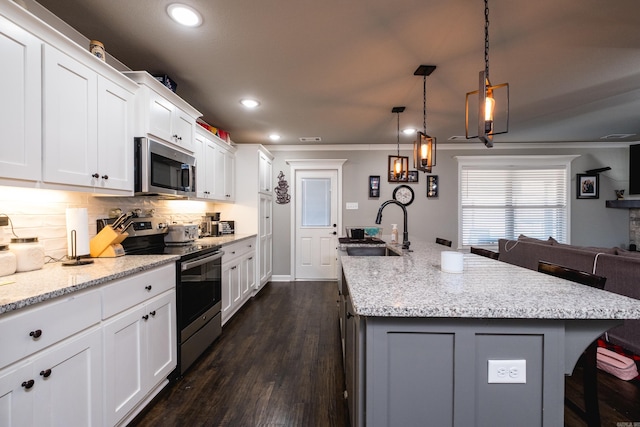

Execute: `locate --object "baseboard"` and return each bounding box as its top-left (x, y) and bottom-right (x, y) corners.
top-left (271, 274), bottom-right (293, 281)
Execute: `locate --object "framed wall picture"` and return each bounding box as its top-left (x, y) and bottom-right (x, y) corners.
top-left (369, 175), bottom-right (380, 198)
top-left (577, 174), bottom-right (599, 199)
top-left (407, 171), bottom-right (419, 182)
top-left (427, 175), bottom-right (438, 198)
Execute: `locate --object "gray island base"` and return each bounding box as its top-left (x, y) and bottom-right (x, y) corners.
top-left (339, 240), bottom-right (640, 427)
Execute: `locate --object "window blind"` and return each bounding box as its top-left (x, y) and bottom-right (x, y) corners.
top-left (459, 166), bottom-right (568, 246)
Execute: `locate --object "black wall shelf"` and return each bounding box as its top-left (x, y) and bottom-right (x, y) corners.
top-left (605, 200), bottom-right (640, 209)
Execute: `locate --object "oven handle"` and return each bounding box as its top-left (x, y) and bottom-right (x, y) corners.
top-left (181, 251), bottom-right (224, 271)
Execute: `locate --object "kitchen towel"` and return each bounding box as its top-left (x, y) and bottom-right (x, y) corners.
top-left (66, 208), bottom-right (90, 257)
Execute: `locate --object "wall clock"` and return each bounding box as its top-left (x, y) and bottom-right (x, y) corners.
top-left (393, 184), bottom-right (414, 206)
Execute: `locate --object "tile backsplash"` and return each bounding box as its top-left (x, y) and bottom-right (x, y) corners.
top-left (0, 186), bottom-right (220, 261)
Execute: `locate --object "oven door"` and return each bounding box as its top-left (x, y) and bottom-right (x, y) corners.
top-left (178, 250), bottom-right (223, 330)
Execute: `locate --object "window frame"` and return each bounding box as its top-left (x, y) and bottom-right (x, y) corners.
top-left (455, 155), bottom-right (578, 249)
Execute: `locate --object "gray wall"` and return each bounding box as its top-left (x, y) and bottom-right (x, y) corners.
top-left (268, 143), bottom-right (631, 277)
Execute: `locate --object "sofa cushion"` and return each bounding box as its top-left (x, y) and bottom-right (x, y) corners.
top-left (518, 234), bottom-right (553, 245)
top-left (616, 248), bottom-right (640, 259)
top-left (498, 239), bottom-right (603, 273)
top-left (548, 237), bottom-right (616, 254)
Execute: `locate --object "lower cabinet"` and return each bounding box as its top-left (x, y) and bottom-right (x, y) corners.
top-left (102, 267), bottom-right (176, 427)
top-left (0, 326), bottom-right (102, 427)
top-left (221, 239), bottom-right (256, 325)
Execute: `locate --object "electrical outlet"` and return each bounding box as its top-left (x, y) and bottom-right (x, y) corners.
top-left (488, 359), bottom-right (526, 383)
top-left (0, 216), bottom-right (8, 227)
top-left (346, 202), bottom-right (358, 210)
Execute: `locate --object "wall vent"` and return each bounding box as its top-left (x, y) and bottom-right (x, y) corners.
top-left (299, 137), bottom-right (322, 142)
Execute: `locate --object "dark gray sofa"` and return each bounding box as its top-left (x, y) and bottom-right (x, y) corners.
top-left (498, 236), bottom-right (640, 356)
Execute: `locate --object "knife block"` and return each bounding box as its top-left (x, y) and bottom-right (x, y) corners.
top-left (90, 225), bottom-right (128, 257)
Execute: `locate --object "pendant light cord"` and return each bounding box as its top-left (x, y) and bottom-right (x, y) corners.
top-left (396, 111), bottom-right (400, 156)
top-left (423, 75), bottom-right (427, 134)
top-left (484, 0), bottom-right (490, 80)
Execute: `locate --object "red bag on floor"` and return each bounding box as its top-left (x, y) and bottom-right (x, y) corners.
top-left (596, 347), bottom-right (639, 380)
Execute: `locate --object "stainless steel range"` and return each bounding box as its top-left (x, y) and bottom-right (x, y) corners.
top-left (97, 216), bottom-right (223, 378)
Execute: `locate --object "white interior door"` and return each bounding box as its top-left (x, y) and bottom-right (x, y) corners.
top-left (295, 170), bottom-right (338, 280)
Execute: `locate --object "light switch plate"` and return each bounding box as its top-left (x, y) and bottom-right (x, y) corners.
top-left (346, 202), bottom-right (358, 210)
top-left (488, 359), bottom-right (526, 383)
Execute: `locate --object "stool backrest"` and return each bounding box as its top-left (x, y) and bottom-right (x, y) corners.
top-left (470, 247), bottom-right (499, 260)
top-left (537, 261), bottom-right (606, 289)
top-left (436, 238), bottom-right (452, 247)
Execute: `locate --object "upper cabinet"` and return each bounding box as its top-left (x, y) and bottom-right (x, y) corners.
top-left (195, 126), bottom-right (236, 202)
top-left (0, 2), bottom-right (138, 195)
top-left (259, 151), bottom-right (273, 194)
top-left (0, 14), bottom-right (42, 183)
top-left (123, 71), bottom-right (200, 153)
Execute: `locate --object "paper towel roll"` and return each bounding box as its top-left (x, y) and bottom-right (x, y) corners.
top-left (441, 251), bottom-right (464, 273)
top-left (66, 208), bottom-right (90, 257)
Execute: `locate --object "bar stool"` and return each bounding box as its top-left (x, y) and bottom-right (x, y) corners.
top-left (537, 260), bottom-right (606, 427)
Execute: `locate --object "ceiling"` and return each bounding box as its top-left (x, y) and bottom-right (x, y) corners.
top-left (34, 0), bottom-right (640, 146)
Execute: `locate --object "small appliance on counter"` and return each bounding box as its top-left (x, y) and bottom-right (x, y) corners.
top-left (165, 224), bottom-right (199, 245)
top-left (200, 212), bottom-right (220, 237)
top-left (217, 220), bottom-right (235, 235)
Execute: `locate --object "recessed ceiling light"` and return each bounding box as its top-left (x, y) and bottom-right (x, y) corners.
top-left (269, 134), bottom-right (281, 141)
top-left (402, 128), bottom-right (416, 135)
top-left (167, 4), bottom-right (202, 27)
top-left (240, 99), bottom-right (260, 108)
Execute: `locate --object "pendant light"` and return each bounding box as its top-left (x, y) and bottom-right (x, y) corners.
top-left (388, 107), bottom-right (408, 182)
top-left (465, 0), bottom-right (509, 148)
top-left (413, 65), bottom-right (437, 173)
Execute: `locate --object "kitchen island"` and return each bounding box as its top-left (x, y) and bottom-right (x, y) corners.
top-left (339, 239), bottom-right (640, 427)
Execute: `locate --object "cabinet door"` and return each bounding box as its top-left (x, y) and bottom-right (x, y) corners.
top-left (42, 44), bottom-right (98, 187)
top-left (148, 91), bottom-right (174, 143)
top-left (34, 328), bottom-right (102, 427)
top-left (224, 149), bottom-right (235, 201)
top-left (242, 253), bottom-right (256, 300)
top-left (212, 145), bottom-right (226, 200)
top-left (144, 291), bottom-right (177, 388)
top-left (0, 15), bottom-right (42, 182)
top-left (0, 364), bottom-right (33, 427)
top-left (194, 134), bottom-right (208, 198)
top-left (97, 76), bottom-right (134, 191)
top-left (172, 107), bottom-right (195, 152)
top-left (260, 195), bottom-right (273, 285)
top-left (259, 152), bottom-right (273, 193)
top-left (221, 263), bottom-right (233, 324)
top-left (231, 263), bottom-right (241, 307)
top-left (204, 140), bottom-right (217, 198)
top-left (103, 305), bottom-right (146, 427)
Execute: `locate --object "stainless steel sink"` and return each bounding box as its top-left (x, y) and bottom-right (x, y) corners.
top-left (345, 247), bottom-right (399, 256)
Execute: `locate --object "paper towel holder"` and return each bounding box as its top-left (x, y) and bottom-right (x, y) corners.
top-left (62, 230), bottom-right (94, 266)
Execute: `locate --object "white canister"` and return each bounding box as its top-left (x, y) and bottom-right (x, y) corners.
top-left (10, 237), bottom-right (45, 272)
top-left (0, 244), bottom-right (17, 277)
top-left (441, 251), bottom-right (464, 273)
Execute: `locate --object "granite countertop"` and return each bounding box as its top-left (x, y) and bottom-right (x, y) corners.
top-left (0, 255), bottom-right (180, 315)
top-left (341, 238), bottom-right (640, 320)
top-left (0, 233), bottom-right (258, 316)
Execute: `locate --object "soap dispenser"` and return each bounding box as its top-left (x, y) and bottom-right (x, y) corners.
top-left (391, 224), bottom-right (398, 244)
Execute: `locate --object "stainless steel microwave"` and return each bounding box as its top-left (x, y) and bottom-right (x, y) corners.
top-left (134, 137), bottom-right (196, 197)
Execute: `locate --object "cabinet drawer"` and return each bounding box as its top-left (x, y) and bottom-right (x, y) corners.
top-left (0, 290), bottom-right (101, 370)
top-left (222, 239), bottom-right (255, 264)
top-left (101, 263), bottom-right (176, 319)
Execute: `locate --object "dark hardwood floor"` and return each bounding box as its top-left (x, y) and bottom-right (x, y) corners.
top-left (131, 281), bottom-right (640, 427)
top-left (132, 281), bottom-right (349, 427)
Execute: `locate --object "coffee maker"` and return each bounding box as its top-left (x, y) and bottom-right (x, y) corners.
top-left (200, 212), bottom-right (220, 237)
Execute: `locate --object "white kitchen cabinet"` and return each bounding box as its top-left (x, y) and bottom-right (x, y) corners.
top-left (0, 327), bottom-right (102, 427)
top-left (221, 239), bottom-right (256, 325)
top-left (124, 71), bottom-right (200, 153)
top-left (260, 193), bottom-right (273, 285)
top-left (233, 145), bottom-right (274, 290)
top-left (42, 45), bottom-right (136, 193)
top-left (0, 14), bottom-right (42, 183)
top-left (223, 147), bottom-right (236, 201)
top-left (259, 151), bottom-right (273, 194)
top-left (101, 263), bottom-right (176, 427)
top-left (0, 289), bottom-right (102, 427)
top-left (195, 126), bottom-right (236, 202)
